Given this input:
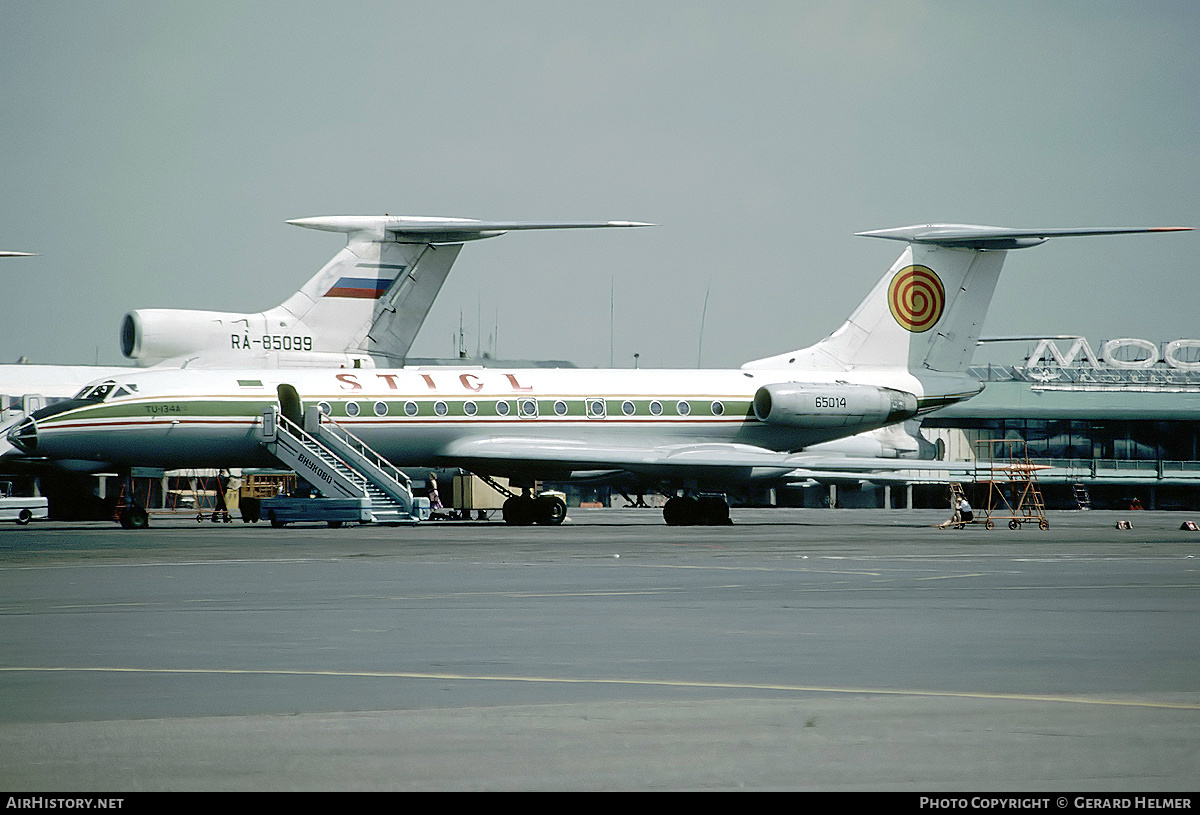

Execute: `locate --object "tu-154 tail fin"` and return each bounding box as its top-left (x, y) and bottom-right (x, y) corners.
top-left (743, 225), bottom-right (1190, 386)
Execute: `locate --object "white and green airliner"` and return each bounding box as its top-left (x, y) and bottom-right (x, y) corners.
top-left (9, 222), bottom-right (1187, 525)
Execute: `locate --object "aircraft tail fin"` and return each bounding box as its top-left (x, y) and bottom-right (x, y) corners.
top-left (277, 217), bottom-right (652, 364)
top-left (122, 217), bottom-right (648, 368)
top-left (742, 225), bottom-right (1189, 377)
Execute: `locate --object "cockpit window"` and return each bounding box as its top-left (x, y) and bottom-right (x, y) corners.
top-left (75, 381), bottom-right (118, 402)
top-left (73, 381), bottom-right (138, 402)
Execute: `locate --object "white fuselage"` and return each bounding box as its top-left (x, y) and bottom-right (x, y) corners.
top-left (11, 365), bottom-right (947, 484)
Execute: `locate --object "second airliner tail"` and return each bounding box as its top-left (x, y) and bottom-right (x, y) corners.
top-left (743, 225), bottom-right (1189, 382)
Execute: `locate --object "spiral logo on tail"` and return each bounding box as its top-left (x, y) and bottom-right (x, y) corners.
top-left (888, 265), bottom-right (944, 333)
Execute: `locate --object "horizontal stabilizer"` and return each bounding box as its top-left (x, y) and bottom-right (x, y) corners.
top-left (289, 216), bottom-right (653, 243)
top-left (856, 224), bottom-right (1190, 250)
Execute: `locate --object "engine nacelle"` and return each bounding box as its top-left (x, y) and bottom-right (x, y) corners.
top-left (752, 382), bottom-right (918, 430)
top-left (121, 309), bottom-right (252, 365)
top-left (121, 309), bottom-right (379, 369)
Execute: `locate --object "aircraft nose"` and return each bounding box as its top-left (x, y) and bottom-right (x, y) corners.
top-left (7, 417), bottom-right (37, 454)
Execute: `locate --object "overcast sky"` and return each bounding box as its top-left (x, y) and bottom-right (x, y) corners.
top-left (1, 0), bottom-right (1196, 369)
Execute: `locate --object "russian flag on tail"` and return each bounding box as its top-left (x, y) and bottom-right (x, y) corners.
top-left (324, 263), bottom-right (406, 299)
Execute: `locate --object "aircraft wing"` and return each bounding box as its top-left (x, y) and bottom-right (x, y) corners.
top-left (440, 436), bottom-right (973, 482)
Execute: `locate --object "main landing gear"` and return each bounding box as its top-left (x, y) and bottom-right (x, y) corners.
top-left (502, 492), bottom-right (568, 526)
top-left (116, 505), bottom-right (150, 529)
top-left (662, 494), bottom-right (731, 526)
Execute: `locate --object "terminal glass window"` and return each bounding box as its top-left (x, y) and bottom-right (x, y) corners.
top-left (924, 417), bottom-right (1200, 463)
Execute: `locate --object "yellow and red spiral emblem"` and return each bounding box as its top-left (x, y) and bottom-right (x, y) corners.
top-left (888, 265), bottom-right (944, 333)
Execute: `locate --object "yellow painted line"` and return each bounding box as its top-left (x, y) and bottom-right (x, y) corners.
top-left (914, 573), bottom-right (988, 581)
top-left (642, 564), bottom-right (885, 576)
top-left (412, 589), bottom-right (706, 599)
top-left (984, 583), bottom-right (1200, 591)
top-left (373, 588), bottom-right (717, 600)
top-left (2, 666), bottom-right (1197, 711)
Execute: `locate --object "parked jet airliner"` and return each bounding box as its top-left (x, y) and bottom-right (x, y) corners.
top-left (10, 223), bottom-right (1187, 525)
top-left (1, 216), bottom-right (643, 446)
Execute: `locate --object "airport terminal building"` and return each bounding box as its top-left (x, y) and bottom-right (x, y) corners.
top-left (790, 336), bottom-right (1200, 511)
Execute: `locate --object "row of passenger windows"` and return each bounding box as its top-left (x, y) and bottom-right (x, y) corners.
top-left (315, 398), bottom-right (736, 419)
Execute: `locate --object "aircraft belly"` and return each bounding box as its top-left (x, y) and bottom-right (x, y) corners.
top-left (356, 422), bottom-right (771, 466)
top-left (39, 422), bottom-right (268, 469)
top-left (338, 421), bottom-right (807, 488)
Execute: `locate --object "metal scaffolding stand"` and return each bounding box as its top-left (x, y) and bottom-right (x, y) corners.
top-left (971, 438), bottom-right (1049, 530)
top-left (114, 470), bottom-right (230, 528)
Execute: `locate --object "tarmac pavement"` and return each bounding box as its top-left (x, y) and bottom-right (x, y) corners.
top-left (1, 508), bottom-right (1197, 791)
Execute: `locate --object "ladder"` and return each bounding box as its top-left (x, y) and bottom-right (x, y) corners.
top-left (259, 405), bottom-right (420, 523)
top-left (973, 439), bottom-right (1050, 530)
top-left (944, 482), bottom-right (969, 529)
top-left (1072, 483), bottom-right (1091, 510)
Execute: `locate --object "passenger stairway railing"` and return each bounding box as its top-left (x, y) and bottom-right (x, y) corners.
top-left (258, 406), bottom-right (418, 522)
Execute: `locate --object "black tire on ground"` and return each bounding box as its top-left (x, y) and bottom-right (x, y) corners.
top-left (503, 496), bottom-right (536, 526)
top-left (663, 496), bottom-right (698, 526)
top-left (696, 496), bottom-right (731, 526)
top-left (534, 495), bottom-right (567, 525)
top-left (127, 507), bottom-right (149, 529)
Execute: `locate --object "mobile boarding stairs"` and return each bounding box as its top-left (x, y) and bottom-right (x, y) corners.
top-left (259, 405), bottom-right (425, 525)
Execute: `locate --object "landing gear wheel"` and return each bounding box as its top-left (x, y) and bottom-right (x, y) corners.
top-left (534, 495), bottom-right (567, 525)
top-left (502, 496), bottom-right (536, 526)
top-left (663, 496), bottom-right (698, 526)
top-left (118, 507), bottom-right (149, 530)
top-left (664, 495), bottom-right (730, 526)
top-left (696, 496), bottom-right (731, 526)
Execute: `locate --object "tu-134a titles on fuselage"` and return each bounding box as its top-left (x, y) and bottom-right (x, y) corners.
top-left (10, 223), bottom-right (1189, 526)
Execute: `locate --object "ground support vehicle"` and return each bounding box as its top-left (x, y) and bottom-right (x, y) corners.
top-left (0, 482), bottom-right (47, 525)
top-left (260, 495), bottom-right (430, 527)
